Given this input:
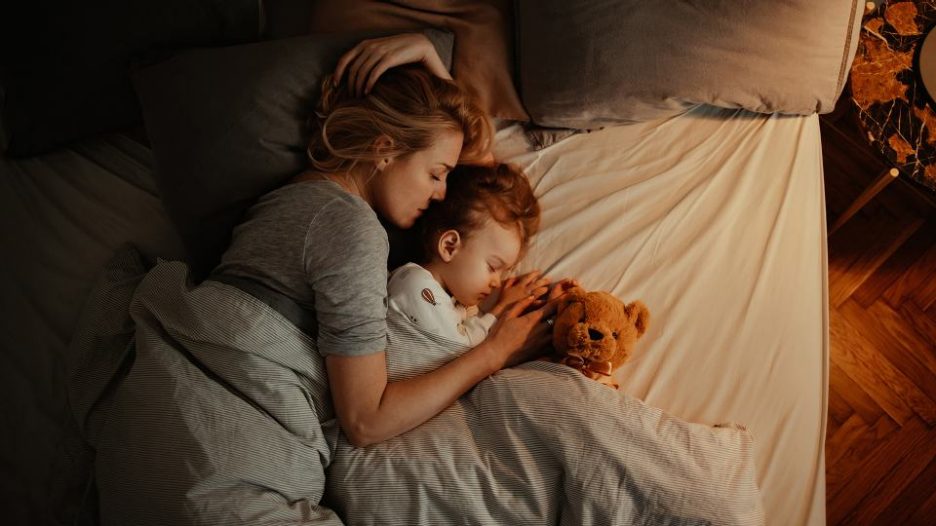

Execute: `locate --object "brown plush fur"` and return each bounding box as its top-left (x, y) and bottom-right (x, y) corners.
top-left (546, 286), bottom-right (650, 389)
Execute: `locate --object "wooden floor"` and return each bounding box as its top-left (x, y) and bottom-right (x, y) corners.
top-left (821, 103), bottom-right (936, 524)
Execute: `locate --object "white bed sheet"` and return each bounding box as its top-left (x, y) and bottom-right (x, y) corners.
top-left (1, 105), bottom-right (827, 525)
top-left (495, 105), bottom-right (828, 526)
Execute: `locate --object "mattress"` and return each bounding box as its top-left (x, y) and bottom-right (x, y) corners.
top-left (494, 105), bottom-right (829, 526)
top-left (1, 105), bottom-right (827, 525)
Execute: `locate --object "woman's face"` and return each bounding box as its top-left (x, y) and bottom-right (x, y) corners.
top-left (371, 130), bottom-right (464, 229)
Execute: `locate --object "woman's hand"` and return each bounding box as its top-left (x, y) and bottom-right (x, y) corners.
top-left (483, 296), bottom-right (557, 370)
top-left (488, 271), bottom-right (551, 318)
top-left (333, 33), bottom-right (452, 97)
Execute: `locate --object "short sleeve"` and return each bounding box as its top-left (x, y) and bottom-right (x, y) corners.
top-left (305, 196), bottom-right (389, 357)
top-left (387, 264), bottom-right (467, 345)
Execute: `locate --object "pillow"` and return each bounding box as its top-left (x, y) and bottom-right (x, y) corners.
top-left (0, 0), bottom-right (261, 157)
top-left (514, 0), bottom-right (864, 129)
top-left (301, 0), bottom-right (529, 122)
top-left (132, 30), bottom-right (454, 277)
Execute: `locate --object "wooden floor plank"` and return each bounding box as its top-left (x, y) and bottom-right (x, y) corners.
top-left (830, 311), bottom-right (923, 425)
top-left (828, 386), bottom-right (854, 430)
top-left (839, 299), bottom-right (936, 404)
top-left (829, 361), bottom-right (885, 424)
top-left (901, 301), bottom-right (936, 353)
top-left (852, 218), bottom-right (936, 308)
top-left (825, 414), bottom-right (866, 468)
top-left (826, 415), bottom-right (898, 503)
top-left (885, 240), bottom-right (936, 311)
top-left (909, 243), bottom-right (936, 312)
top-left (828, 214), bottom-right (918, 309)
top-left (907, 484), bottom-right (936, 524)
top-left (875, 454), bottom-right (936, 525)
top-left (828, 417), bottom-right (932, 525)
top-left (846, 419), bottom-right (936, 524)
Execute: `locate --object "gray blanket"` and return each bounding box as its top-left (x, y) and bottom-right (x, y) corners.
top-left (66, 251), bottom-right (764, 525)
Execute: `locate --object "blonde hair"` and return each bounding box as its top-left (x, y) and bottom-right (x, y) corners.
top-left (306, 64), bottom-right (491, 174)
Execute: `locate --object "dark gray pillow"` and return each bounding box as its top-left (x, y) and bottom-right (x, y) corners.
top-left (0, 0), bottom-right (261, 157)
top-left (515, 0), bottom-right (863, 129)
top-left (133, 30), bottom-right (453, 277)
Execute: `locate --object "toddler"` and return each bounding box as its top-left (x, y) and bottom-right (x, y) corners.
top-left (388, 163), bottom-right (549, 345)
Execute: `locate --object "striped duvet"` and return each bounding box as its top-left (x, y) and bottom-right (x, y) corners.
top-left (66, 248), bottom-right (764, 525)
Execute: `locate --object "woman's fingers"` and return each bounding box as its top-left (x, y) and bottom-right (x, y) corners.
top-left (334, 33), bottom-right (452, 94)
top-left (530, 285), bottom-right (550, 299)
top-left (529, 298), bottom-right (558, 322)
top-left (346, 47), bottom-right (370, 97)
top-left (505, 295), bottom-right (536, 318)
top-left (520, 270), bottom-right (541, 286)
top-left (364, 60), bottom-right (393, 94)
top-left (355, 51), bottom-right (385, 96)
top-left (334, 43), bottom-right (366, 86)
top-left (531, 277), bottom-right (551, 292)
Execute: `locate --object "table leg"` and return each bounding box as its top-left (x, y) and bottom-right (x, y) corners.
top-left (829, 167), bottom-right (900, 235)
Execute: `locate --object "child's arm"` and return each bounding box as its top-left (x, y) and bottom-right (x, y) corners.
top-left (461, 311), bottom-right (497, 345)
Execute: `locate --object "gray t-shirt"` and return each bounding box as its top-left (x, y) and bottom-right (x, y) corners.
top-left (215, 179), bottom-right (389, 357)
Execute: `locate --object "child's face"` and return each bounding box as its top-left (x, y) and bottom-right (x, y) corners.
top-left (444, 220), bottom-right (522, 307)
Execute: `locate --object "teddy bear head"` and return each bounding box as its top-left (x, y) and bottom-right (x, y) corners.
top-left (552, 287), bottom-right (650, 383)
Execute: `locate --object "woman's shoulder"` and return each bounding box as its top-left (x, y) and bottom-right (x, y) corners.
top-left (270, 180), bottom-right (370, 213)
top-left (293, 182), bottom-right (388, 260)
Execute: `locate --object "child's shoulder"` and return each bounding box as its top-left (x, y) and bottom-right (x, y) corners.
top-left (388, 262), bottom-right (436, 292)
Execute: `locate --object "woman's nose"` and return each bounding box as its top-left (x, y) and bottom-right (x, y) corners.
top-left (433, 182), bottom-right (447, 201)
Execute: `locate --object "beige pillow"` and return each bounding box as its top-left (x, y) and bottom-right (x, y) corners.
top-left (515, 0), bottom-right (864, 129)
top-left (304, 0), bottom-right (529, 122)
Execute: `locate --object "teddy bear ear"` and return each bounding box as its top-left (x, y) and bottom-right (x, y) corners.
top-left (557, 286), bottom-right (587, 312)
top-left (626, 301), bottom-right (650, 338)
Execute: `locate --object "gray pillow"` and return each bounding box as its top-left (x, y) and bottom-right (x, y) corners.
top-left (133, 30), bottom-right (453, 277)
top-left (515, 0), bottom-right (864, 129)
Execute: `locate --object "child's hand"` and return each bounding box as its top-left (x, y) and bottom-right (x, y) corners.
top-left (547, 278), bottom-right (581, 301)
top-left (489, 271), bottom-right (551, 318)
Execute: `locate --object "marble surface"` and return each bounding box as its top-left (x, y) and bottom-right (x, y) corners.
top-left (851, 0), bottom-right (936, 192)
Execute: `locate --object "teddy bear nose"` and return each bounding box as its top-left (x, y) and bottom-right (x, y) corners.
top-left (588, 328), bottom-right (604, 341)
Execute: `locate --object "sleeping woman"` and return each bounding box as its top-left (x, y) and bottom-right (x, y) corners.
top-left (213, 33), bottom-right (561, 447)
top-left (82, 33), bottom-right (763, 525)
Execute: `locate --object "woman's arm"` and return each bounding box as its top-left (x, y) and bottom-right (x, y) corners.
top-left (327, 297), bottom-right (554, 447)
top-left (333, 33), bottom-right (452, 97)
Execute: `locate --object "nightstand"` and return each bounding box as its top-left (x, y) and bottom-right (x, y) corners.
top-left (832, 0), bottom-right (936, 233)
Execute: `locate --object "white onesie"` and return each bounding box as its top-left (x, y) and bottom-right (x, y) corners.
top-left (387, 262), bottom-right (497, 346)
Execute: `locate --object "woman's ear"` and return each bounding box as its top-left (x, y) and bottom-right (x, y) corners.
top-left (436, 230), bottom-right (462, 263)
top-left (373, 135), bottom-right (395, 170)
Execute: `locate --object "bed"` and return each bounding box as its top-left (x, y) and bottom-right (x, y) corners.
top-left (0, 1), bottom-right (860, 524)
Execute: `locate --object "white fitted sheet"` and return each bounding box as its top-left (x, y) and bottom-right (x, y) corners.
top-left (1, 105), bottom-right (827, 525)
top-left (494, 105), bottom-right (828, 526)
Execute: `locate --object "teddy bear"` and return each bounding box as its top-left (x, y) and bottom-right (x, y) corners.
top-left (546, 286), bottom-right (650, 389)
